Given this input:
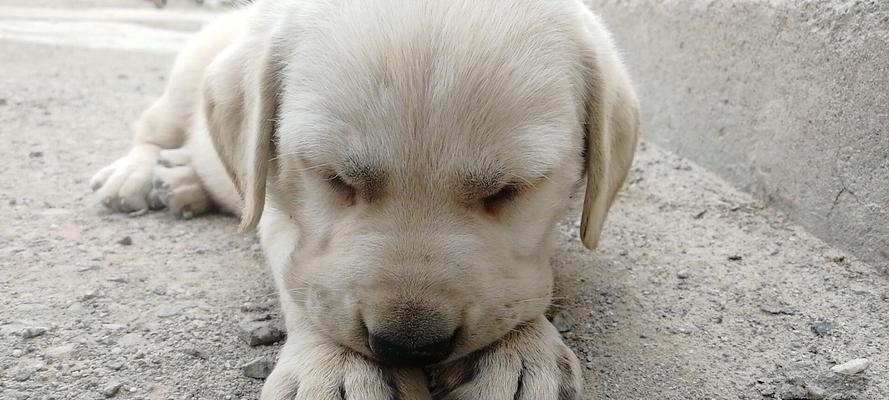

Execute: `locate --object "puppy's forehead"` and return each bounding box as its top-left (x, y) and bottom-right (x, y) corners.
top-left (278, 0), bottom-right (585, 182)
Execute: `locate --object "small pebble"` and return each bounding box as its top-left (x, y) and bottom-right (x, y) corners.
top-left (21, 326), bottom-right (47, 338)
top-left (240, 302), bottom-right (270, 313)
top-left (238, 321), bottom-right (285, 346)
top-left (242, 357), bottom-right (273, 379)
top-left (12, 369), bottom-right (31, 382)
top-left (180, 347), bottom-right (207, 359)
top-left (728, 255), bottom-right (743, 261)
top-left (117, 333), bottom-right (145, 347)
top-left (101, 380), bottom-right (123, 398)
top-left (831, 358), bottom-right (871, 375)
top-left (117, 236), bottom-right (133, 246)
top-left (806, 383), bottom-right (826, 399)
top-left (811, 322), bottom-right (834, 336)
top-left (45, 343), bottom-right (77, 359)
top-left (105, 360), bottom-right (125, 371)
top-left (12, 349), bottom-right (23, 357)
top-left (156, 305), bottom-right (180, 318)
top-left (242, 312), bottom-right (272, 322)
top-left (67, 302), bottom-right (86, 312)
top-left (550, 311), bottom-right (574, 333)
top-left (677, 270), bottom-right (690, 279)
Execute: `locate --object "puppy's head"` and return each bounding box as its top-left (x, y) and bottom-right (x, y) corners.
top-left (205, 1), bottom-right (637, 366)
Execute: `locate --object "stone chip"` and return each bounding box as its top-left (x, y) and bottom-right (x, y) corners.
top-left (242, 357), bottom-right (273, 379)
top-left (831, 358), bottom-right (871, 375)
top-left (238, 320), bottom-right (285, 346)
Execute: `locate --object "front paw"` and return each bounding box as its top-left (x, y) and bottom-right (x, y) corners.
top-left (429, 316), bottom-right (582, 400)
top-left (150, 148), bottom-right (211, 219)
top-left (262, 336), bottom-right (432, 400)
top-left (90, 144), bottom-right (160, 214)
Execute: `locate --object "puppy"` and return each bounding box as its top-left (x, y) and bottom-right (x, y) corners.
top-left (90, 0), bottom-right (638, 398)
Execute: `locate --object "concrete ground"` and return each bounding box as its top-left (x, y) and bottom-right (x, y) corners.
top-left (1, 1), bottom-right (886, 399)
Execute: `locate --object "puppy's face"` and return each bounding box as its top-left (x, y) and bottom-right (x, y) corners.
top-left (206, 0), bottom-right (636, 367)
top-left (269, 3), bottom-right (586, 364)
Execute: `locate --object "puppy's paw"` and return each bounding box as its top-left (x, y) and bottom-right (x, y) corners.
top-left (262, 338), bottom-right (431, 400)
top-left (91, 145), bottom-right (160, 214)
top-left (429, 316), bottom-right (582, 400)
top-left (150, 148), bottom-right (211, 219)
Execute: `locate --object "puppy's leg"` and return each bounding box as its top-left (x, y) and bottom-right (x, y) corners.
top-left (262, 328), bottom-right (432, 400)
top-left (91, 12), bottom-right (244, 215)
top-left (429, 316), bottom-right (583, 400)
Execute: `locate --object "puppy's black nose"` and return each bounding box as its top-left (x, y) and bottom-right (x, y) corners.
top-left (368, 331), bottom-right (456, 366)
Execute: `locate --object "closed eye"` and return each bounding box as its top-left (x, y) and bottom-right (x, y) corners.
top-left (482, 184), bottom-right (521, 213)
top-left (324, 174), bottom-right (357, 204)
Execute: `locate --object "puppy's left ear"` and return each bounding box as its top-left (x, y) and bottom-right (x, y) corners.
top-left (577, 13), bottom-right (640, 250)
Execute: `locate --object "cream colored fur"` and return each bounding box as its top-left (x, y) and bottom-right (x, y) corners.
top-left (91, 1), bottom-right (638, 398)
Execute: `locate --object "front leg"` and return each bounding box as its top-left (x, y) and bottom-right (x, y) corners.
top-left (262, 329), bottom-right (432, 400)
top-left (429, 316), bottom-right (583, 400)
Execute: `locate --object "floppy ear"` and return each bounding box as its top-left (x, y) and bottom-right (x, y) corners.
top-left (578, 25), bottom-right (640, 250)
top-left (202, 33), bottom-right (281, 232)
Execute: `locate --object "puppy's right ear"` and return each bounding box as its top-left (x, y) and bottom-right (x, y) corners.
top-left (202, 32), bottom-right (281, 232)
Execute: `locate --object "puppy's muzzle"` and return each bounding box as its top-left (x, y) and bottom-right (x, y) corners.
top-left (367, 302), bottom-right (459, 366)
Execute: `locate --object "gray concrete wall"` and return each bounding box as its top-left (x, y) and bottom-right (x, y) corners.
top-left (587, 0), bottom-right (888, 268)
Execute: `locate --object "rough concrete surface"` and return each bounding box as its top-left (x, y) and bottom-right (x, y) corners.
top-left (586, 0), bottom-right (889, 269)
top-left (1, 1), bottom-right (887, 399)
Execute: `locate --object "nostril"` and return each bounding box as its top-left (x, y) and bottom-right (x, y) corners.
top-left (368, 329), bottom-right (458, 366)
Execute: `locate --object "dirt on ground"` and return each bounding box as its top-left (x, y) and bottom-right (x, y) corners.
top-left (1, 1), bottom-right (886, 399)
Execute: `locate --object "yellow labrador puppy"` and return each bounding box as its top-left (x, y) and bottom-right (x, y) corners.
top-left (91, 0), bottom-right (638, 398)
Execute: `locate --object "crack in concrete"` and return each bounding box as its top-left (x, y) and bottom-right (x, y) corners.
top-left (827, 187), bottom-right (846, 218)
top-left (827, 150), bottom-right (863, 219)
top-left (827, 180), bottom-right (862, 219)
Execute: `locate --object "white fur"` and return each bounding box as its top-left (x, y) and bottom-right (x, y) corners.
top-left (91, 1), bottom-right (638, 398)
